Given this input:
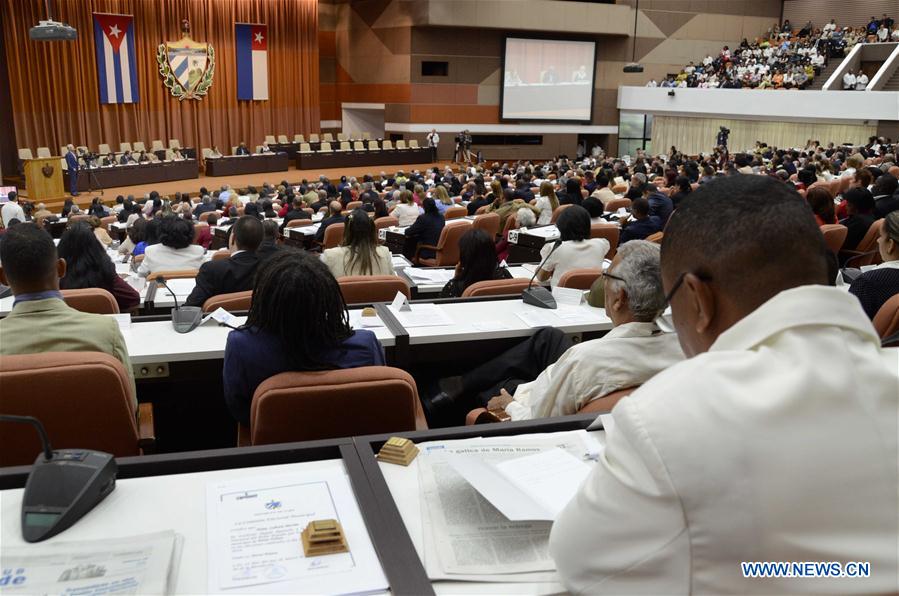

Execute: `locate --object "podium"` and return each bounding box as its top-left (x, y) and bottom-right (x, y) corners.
top-left (23, 157), bottom-right (64, 201)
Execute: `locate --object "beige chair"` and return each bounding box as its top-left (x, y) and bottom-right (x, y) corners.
top-left (293, 134), bottom-right (305, 143)
top-left (60, 288), bottom-right (120, 314)
top-left (820, 223), bottom-right (848, 254)
top-left (255, 145), bottom-right (263, 154)
top-left (133, 141), bottom-right (146, 153)
top-left (362, 132), bottom-right (372, 140)
top-left (299, 143), bottom-right (312, 153)
top-left (0, 352), bottom-right (155, 466)
top-left (277, 134), bottom-right (289, 144)
top-left (36, 147), bottom-right (51, 158)
top-left (557, 268), bottom-right (602, 290)
top-left (414, 221), bottom-right (469, 266)
top-left (151, 140), bottom-right (165, 152)
top-left (409, 139), bottom-right (420, 149)
top-left (382, 140), bottom-right (394, 150)
top-left (168, 139), bottom-right (181, 149)
top-left (202, 290), bottom-right (252, 313)
top-left (309, 133), bottom-right (320, 144)
top-left (337, 133), bottom-right (349, 142)
top-left (98, 143), bottom-right (112, 155)
top-left (605, 198), bottom-right (632, 212)
top-left (119, 142), bottom-right (132, 153)
top-left (201, 148), bottom-right (213, 159)
top-left (319, 142), bottom-right (333, 153)
top-left (353, 141), bottom-right (366, 151)
top-left (375, 216), bottom-right (398, 231)
top-left (338, 141), bottom-right (351, 152)
top-left (18, 148), bottom-right (33, 160)
top-left (396, 140), bottom-right (407, 150)
top-left (77, 145), bottom-right (89, 154)
top-left (230, 146), bottom-right (238, 155)
top-left (591, 224), bottom-right (620, 259)
top-left (59, 146), bottom-right (69, 156)
top-left (264, 135), bottom-right (276, 145)
top-left (338, 276), bottom-right (411, 305)
top-left (322, 132), bottom-right (334, 143)
top-left (472, 212), bottom-right (500, 238)
top-left (444, 206), bottom-right (467, 220)
top-left (367, 140), bottom-right (379, 151)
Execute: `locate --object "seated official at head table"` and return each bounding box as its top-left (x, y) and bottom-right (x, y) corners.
top-left (222, 249), bottom-right (385, 426)
top-left (428, 240), bottom-right (683, 419)
top-left (322, 208), bottom-right (394, 278)
top-left (548, 174), bottom-right (899, 593)
top-left (0, 224), bottom-right (136, 406)
top-left (137, 216), bottom-right (205, 277)
top-left (184, 216), bottom-right (264, 308)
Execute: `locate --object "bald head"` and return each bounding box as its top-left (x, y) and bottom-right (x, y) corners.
top-left (888, 166), bottom-right (899, 179)
top-left (329, 200), bottom-right (342, 215)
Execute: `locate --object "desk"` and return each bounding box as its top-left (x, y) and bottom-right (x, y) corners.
top-left (65, 160), bottom-right (199, 192)
top-left (402, 266), bottom-right (533, 297)
top-left (205, 153), bottom-right (289, 177)
top-left (296, 148), bottom-right (433, 170)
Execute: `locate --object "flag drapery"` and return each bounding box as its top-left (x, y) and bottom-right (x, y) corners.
top-left (93, 13), bottom-right (138, 104)
top-left (235, 23), bottom-right (268, 101)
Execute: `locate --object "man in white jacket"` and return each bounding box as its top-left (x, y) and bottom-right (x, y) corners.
top-left (549, 174), bottom-right (899, 594)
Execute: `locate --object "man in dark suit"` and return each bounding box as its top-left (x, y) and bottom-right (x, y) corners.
top-left (235, 142), bottom-right (250, 156)
top-left (280, 198), bottom-right (311, 232)
top-left (64, 144), bottom-right (80, 196)
top-left (315, 201), bottom-right (346, 243)
top-left (257, 220), bottom-right (281, 261)
top-left (618, 197), bottom-right (662, 244)
top-left (513, 178), bottom-right (535, 202)
top-left (184, 216), bottom-right (263, 308)
top-left (644, 183), bottom-right (674, 226)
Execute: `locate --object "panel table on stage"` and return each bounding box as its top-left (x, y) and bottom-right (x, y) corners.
top-left (65, 159), bottom-right (199, 192)
top-left (204, 153), bottom-right (290, 177)
top-left (296, 148), bottom-right (433, 170)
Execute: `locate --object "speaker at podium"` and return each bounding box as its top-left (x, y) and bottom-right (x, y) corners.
top-left (22, 156), bottom-right (65, 202)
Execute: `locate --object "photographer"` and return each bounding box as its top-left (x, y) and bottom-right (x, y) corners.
top-left (64, 144), bottom-right (79, 196)
top-left (716, 126), bottom-right (730, 148)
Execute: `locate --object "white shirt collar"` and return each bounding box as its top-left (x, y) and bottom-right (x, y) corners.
top-left (231, 250), bottom-right (246, 257)
top-left (605, 321), bottom-right (665, 339)
top-left (710, 285), bottom-right (880, 353)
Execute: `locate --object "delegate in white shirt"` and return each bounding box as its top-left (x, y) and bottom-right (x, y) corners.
top-left (549, 285), bottom-right (899, 594)
top-left (533, 195), bottom-right (554, 226)
top-left (390, 203), bottom-right (422, 227)
top-left (540, 238), bottom-right (610, 287)
top-left (1, 202), bottom-right (25, 227)
top-left (137, 244), bottom-right (206, 277)
top-left (506, 322), bottom-right (683, 420)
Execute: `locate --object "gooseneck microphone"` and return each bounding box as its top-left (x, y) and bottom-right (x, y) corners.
top-left (155, 275), bottom-right (203, 333)
top-left (522, 239), bottom-right (562, 309)
top-left (0, 415), bottom-right (53, 461)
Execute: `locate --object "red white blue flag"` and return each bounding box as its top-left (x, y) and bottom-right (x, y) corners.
top-left (93, 13), bottom-right (138, 104)
top-left (235, 23), bottom-right (268, 101)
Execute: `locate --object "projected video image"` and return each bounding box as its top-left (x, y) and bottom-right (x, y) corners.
top-left (502, 38), bottom-right (596, 121)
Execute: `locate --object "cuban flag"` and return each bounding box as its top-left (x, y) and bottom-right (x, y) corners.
top-left (236, 23), bottom-right (268, 101)
top-left (93, 13), bottom-right (138, 104)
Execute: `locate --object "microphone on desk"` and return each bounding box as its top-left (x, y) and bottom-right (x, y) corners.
top-left (0, 415), bottom-right (117, 543)
top-left (155, 275), bottom-right (202, 333)
top-left (521, 239), bottom-right (561, 309)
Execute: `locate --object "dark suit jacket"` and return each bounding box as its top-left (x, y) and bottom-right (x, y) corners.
top-left (280, 209), bottom-right (311, 231)
top-left (647, 191), bottom-right (674, 225)
top-left (236, 146), bottom-right (250, 156)
top-left (315, 214), bottom-right (346, 242)
top-left (255, 240), bottom-right (280, 261)
top-left (514, 188), bottom-right (535, 202)
top-left (406, 212), bottom-right (445, 259)
top-left (184, 251), bottom-right (260, 308)
top-left (874, 194), bottom-right (899, 219)
top-left (65, 152), bottom-right (79, 171)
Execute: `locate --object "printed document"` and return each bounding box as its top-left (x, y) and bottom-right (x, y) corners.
top-left (206, 469), bottom-right (387, 594)
top-left (0, 530), bottom-right (182, 595)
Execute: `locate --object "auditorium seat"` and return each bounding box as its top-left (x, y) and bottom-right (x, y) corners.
top-left (68, 214), bottom-right (90, 225)
top-left (346, 201), bottom-right (363, 210)
top-left (17, 148), bottom-right (33, 160)
top-left (820, 224), bottom-right (848, 254)
top-left (36, 147), bottom-right (51, 158)
top-left (192, 222), bottom-right (209, 243)
top-left (646, 231), bottom-right (664, 243)
top-left (276, 134), bottom-right (288, 144)
top-left (396, 140), bottom-right (407, 150)
top-left (367, 140), bottom-right (379, 151)
top-left (462, 278), bottom-right (534, 298)
top-left (338, 141), bottom-right (351, 152)
top-left (444, 206), bottom-right (467, 220)
top-left (239, 366), bottom-right (427, 446)
top-left (98, 143), bottom-right (112, 155)
top-left (337, 133), bottom-right (348, 142)
top-left (198, 211), bottom-right (219, 223)
top-left (100, 215), bottom-right (117, 229)
top-left (151, 140), bottom-right (165, 152)
top-left (147, 269), bottom-right (199, 281)
top-left (375, 216), bottom-right (398, 231)
top-left (133, 141), bottom-right (146, 152)
top-left (475, 205), bottom-right (490, 215)
top-left (286, 219), bottom-right (312, 228)
top-left (611, 182), bottom-right (628, 194)
top-left (605, 197), bottom-right (632, 212)
top-left (409, 139), bottom-right (420, 149)
top-left (0, 352), bottom-right (155, 466)
top-left (321, 132), bottom-right (334, 143)
top-left (841, 219), bottom-right (883, 267)
top-left (353, 141), bottom-right (366, 151)
top-left (309, 133), bottom-right (320, 144)
top-left (319, 142), bottom-right (333, 153)
top-left (472, 212), bottom-right (500, 238)
top-left (264, 135), bottom-right (276, 145)
top-left (557, 268), bottom-right (602, 290)
top-left (168, 139), bottom-right (181, 149)
top-left (319, 222), bottom-right (343, 249)
top-left (550, 204), bottom-right (573, 223)
top-left (61, 288), bottom-right (120, 314)
top-left (382, 140), bottom-right (394, 150)
top-left (873, 294), bottom-right (899, 340)
top-left (414, 221), bottom-right (468, 266)
top-left (338, 275), bottom-right (411, 305)
top-left (590, 223), bottom-right (620, 258)
top-left (202, 290), bottom-right (252, 313)
top-left (299, 143), bottom-right (312, 153)
top-left (201, 148), bottom-right (213, 160)
top-left (211, 250), bottom-right (230, 261)
top-left (120, 142), bottom-right (132, 153)
top-left (362, 132), bottom-right (372, 141)
top-left (59, 146), bottom-right (69, 157)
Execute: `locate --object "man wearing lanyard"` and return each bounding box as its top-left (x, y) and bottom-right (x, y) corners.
top-left (0, 224), bottom-right (136, 404)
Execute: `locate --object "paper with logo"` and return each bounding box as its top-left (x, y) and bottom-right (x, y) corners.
top-left (0, 530), bottom-right (181, 595)
top-left (205, 469), bottom-right (387, 594)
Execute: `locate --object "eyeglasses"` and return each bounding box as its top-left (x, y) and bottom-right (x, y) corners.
top-left (655, 271), bottom-right (712, 333)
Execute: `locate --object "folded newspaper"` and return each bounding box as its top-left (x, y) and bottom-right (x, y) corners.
top-left (0, 530), bottom-right (182, 595)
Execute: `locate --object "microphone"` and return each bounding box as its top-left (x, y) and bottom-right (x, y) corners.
top-left (1, 414), bottom-right (117, 542)
top-left (522, 239), bottom-right (562, 309)
top-left (155, 275), bottom-right (202, 333)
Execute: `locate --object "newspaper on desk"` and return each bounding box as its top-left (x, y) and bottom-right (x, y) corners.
top-left (0, 530), bottom-right (182, 595)
top-left (417, 430), bottom-right (600, 581)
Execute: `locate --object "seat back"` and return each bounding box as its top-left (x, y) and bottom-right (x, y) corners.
top-left (119, 142), bottom-right (132, 153)
top-left (198, 211), bottom-right (219, 223)
top-left (320, 142), bottom-right (333, 152)
top-left (374, 216), bottom-right (398, 230)
top-left (337, 133), bottom-right (348, 142)
top-left (255, 145), bottom-right (264, 154)
top-left (557, 267), bottom-right (602, 290)
top-left (396, 140), bottom-right (407, 150)
top-left (18, 148), bottom-right (33, 160)
top-left (432, 221), bottom-right (468, 266)
top-left (444, 206), bottom-right (467, 220)
top-left (322, 222), bottom-right (344, 248)
top-left (293, 134), bottom-right (305, 143)
top-left (211, 249), bottom-right (231, 261)
top-left (287, 219), bottom-right (312, 228)
top-left (67, 214), bottom-right (91, 225)
top-left (551, 204), bottom-right (573, 223)
top-left (299, 143), bottom-right (312, 153)
top-left (382, 140), bottom-right (394, 150)
top-left (151, 140), bottom-right (165, 152)
top-left (202, 290), bottom-right (252, 313)
top-left (472, 212), bottom-right (500, 237)
top-left (820, 223), bottom-right (848, 253)
top-left (246, 367), bottom-right (427, 445)
top-left (578, 386), bottom-right (638, 414)
top-left (60, 288), bottom-right (120, 314)
top-left (462, 278), bottom-right (534, 297)
top-left (59, 145), bottom-right (69, 157)
top-left (99, 215), bottom-right (117, 229)
top-left (146, 269), bottom-right (198, 281)
top-left (605, 197), bottom-right (631, 212)
top-left (475, 204), bottom-right (490, 215)
top-left (367, 140), bottom-right (379, 150)
top-left (590, 224), bottom-right (620, 258)
top-left (338, 275), bottom-right (411, 305)
top-left (277, 134), bottom-right (289, 144)
top-left (264, 135), bottom-right (276, 145)
top-left (193, 221), bottom-right (209, 243)
top-left (309, 133), bottom-right (320, 143)
top-left (353, 141), bottom-right (366, 151)
top-left (133, 141), bottom-right (146, 152)
top-left (339, 141), bottom-right (351, 152)
top-left (346, 200), bottom-right (363, 210)
top-left (0, 352), bottom-right (139, 466)
top-left (168, 139), bottom-right (181, 149)
top-left (854, 219), bottom-right (883, 256)
top-left (409, 139), bottom-right (420, 149)
top-left (322, 132), bottom-right (334, 142)
top-left (646, 231), bottom-right (664, 243)
top-left (873, 294), bottom-right (899, 339)
top-left (201, 147), bottom-right (213, 159)
top-left (36, 147), bottom-right (51, 158)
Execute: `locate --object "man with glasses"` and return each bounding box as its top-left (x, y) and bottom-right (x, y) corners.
top-left (550, 174), bottom-right (898, 593)
top-left (424, 240), bottom-right (682, 421)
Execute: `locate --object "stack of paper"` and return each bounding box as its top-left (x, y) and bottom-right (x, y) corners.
top-left (403, 268), bottom-right (456, 284)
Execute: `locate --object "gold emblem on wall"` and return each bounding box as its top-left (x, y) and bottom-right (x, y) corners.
top-left (157, 20), bottom-right (215, 100)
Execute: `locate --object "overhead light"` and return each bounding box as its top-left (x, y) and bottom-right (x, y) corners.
top-left (624, 63), bottom-right (644, 73)
top-left (623, 0), bottom-right (643, 73)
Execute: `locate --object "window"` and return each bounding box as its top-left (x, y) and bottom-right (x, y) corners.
top-left (618, 112), bottom-right (652, 156)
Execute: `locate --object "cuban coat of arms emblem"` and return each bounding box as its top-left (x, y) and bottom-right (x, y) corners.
top-left (157, 20), bottom-right (215, 100)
